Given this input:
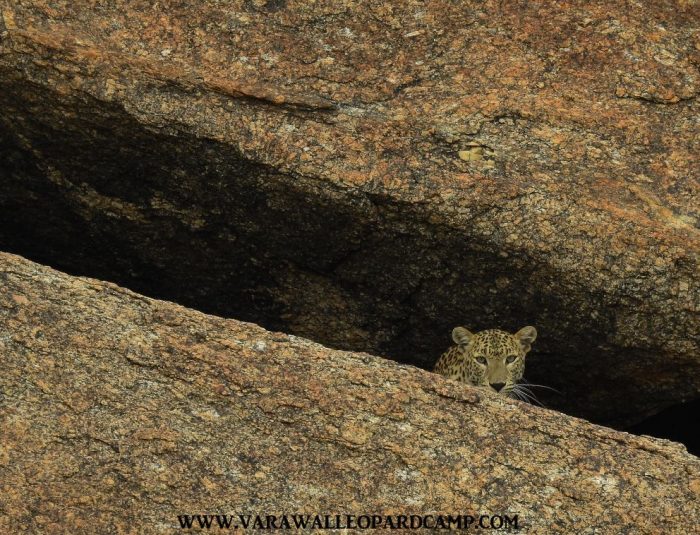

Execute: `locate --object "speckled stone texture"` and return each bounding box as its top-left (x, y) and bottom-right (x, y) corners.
top-left (0, 1), bottom-right (698, 427)
top-left (0, 252), bottom-right (699, 534)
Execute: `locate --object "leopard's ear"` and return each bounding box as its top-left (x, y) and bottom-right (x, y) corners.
top-left (514, 326), bottom-right (537, 352)
top-left (452, 326), bottom-right (474, 346)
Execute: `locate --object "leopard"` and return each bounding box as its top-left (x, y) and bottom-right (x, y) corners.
top-left (433, 326), bottom-right (537, 397)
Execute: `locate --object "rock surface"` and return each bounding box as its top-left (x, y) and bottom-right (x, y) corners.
top-left (0, 1), bottom-right (698, 426)
top-left (1, 251), bottom-right (699, 533)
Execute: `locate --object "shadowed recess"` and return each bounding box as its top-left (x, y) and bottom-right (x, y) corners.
top-left (1, 75), bottom-right (698, 447)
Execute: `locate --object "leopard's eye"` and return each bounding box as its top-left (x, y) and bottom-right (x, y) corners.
top-left (505, 355), bottom-right (518, 364)
top-left (475, 356), bottom-right (487, 366)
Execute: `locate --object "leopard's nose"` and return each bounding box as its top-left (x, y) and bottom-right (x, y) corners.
top-left (490, 382), bottom-right (506, 392)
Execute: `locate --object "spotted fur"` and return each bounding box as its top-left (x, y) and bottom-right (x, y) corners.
top-left (433, 326), bottom-right (537, 396)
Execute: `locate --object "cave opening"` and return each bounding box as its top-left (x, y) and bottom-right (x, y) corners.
top-left (0, 77), bottom-right (697, 456)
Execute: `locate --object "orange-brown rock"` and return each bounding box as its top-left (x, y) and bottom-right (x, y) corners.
top-left (0, 1), bottom-right (698, 427)
top-left (1, 251), bottom-right (699, 533)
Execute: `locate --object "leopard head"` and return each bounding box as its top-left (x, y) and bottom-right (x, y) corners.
top-left (451, 326), bottom-right (537, 396)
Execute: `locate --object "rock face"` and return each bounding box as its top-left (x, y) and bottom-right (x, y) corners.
top-left (0, 1), bottom-right (698, 427)
top-left (1, 252), bottom-right (699, 533)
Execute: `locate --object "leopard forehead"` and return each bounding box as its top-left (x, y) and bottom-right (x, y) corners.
top-left (467, 329), bottom-right (523, 357)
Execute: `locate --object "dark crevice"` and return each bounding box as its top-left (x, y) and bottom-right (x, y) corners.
top-left (626, 399), bottom-right (700, 457)
top-left (0, 75), bottom-right (697, 455)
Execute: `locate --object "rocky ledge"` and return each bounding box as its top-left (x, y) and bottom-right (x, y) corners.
top-left (1, 252), bottom-right (699, 533)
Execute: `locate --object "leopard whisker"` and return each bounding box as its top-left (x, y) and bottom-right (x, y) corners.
top-left (521, 393), bottom-right (545, 407)
top-left (515, 393), bottom-right (538, 406)
top-left (511, 384), bottom-right (545, 407)
top-left (508, 388), bottom-right (527, 402)
top-left (520, 378), bottom-right (562, 395)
